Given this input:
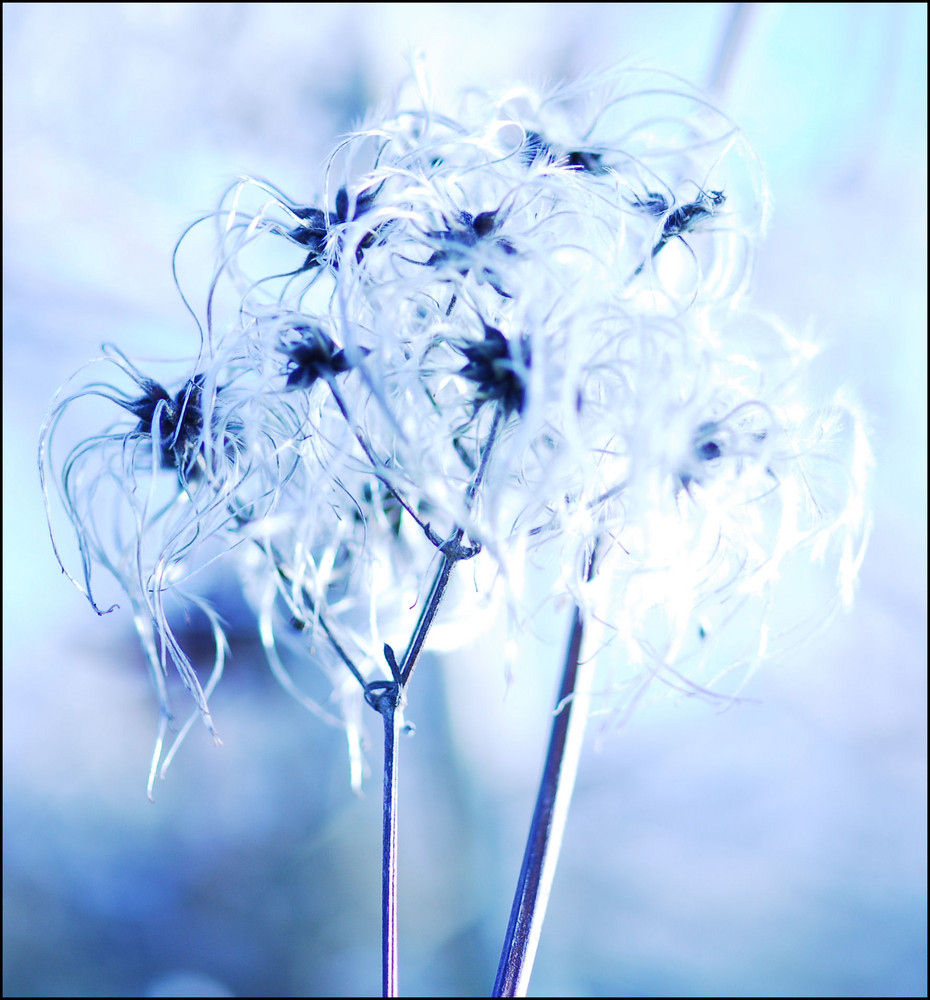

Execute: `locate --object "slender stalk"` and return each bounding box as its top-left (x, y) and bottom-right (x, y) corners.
top-left (400, 407), bottom-right (503, 688)
top-left (370, 406), bottom-right (504, 994)
top-left (399, 553), bottom-right (456, 687)
top-left (493, 552), bottom-right (598, 997)
top-left (366, 682), bottom-right (403, 998)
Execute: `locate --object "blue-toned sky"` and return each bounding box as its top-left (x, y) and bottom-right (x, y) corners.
top-left (4, 4), bottom-right (926, 997)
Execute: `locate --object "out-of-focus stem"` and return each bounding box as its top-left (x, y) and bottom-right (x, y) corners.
top-left (708, 2), bottom-right (754, 97)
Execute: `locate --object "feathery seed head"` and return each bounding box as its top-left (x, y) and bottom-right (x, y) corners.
top-left (41, 68), bottom-right (869, 785)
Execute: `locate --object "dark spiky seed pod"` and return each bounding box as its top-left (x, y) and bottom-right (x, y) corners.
top-left (122, 374), bottom-right (207, 472)
top-left (458, 324), bottom-right (530, 416)
top-left (281, 325), bottom-right (366, 389)
top-left (424, 211), bottom-right (517, 300)
top-left (631, 189), bottom-right (726, 259)
top-left (286, 184), bottom-right (383, 270)
top-left (426, 210), bottom-right (516, 266)
top-left (520, 130), bottom-right (608, 174)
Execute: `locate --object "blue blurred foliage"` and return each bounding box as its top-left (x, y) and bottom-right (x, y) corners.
top-left (4, 4), bottom-right (926, 997)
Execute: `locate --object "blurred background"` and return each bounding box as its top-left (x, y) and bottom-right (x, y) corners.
top-left (3, 4), bottom-right (926, 997)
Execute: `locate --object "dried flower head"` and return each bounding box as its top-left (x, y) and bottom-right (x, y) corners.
top-left (41, 67), bottom-right (869, 788)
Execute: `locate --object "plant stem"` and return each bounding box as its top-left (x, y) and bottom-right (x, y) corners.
top-left (493, 554), bottom-right (597, 996)
top-left (399, 552), bottom-right (456, 687)
top-left (399, 407), bottom-right (502, 688)
top-left (370, 406), bottom-right (503, 995)
top-left (367, 682), bottom-right (403, 997)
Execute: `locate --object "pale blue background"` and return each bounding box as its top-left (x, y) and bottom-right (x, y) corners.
top-left (4, 4), bottom-right (926, 997)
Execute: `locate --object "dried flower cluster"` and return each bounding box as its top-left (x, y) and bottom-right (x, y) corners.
top-left (40, 69), bottom-right (871, 793)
